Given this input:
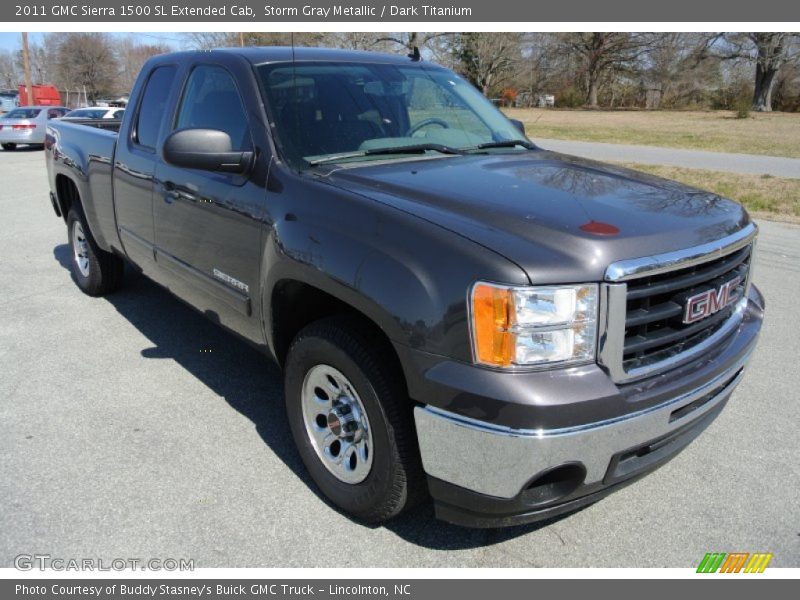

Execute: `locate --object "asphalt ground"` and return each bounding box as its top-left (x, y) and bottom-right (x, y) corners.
top-left (533, 138), bottom-right (800, 178)
top-left (1, 146), bottom-right (798, 568)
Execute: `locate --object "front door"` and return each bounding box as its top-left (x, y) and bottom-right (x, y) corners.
top-left (153, 60), bottom-right (265, 344)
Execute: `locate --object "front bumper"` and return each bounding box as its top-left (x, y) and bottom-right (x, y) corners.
top-left (411, 285), bottom-right (764, 527)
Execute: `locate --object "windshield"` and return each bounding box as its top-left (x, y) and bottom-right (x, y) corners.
top-left (257, 61), bottom-right (530, 168)
top-left (5, 108), bottom-right (41, 119)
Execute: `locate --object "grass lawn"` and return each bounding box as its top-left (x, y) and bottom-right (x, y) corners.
top-left (503, 108), bottom-right (800, 158)
top-left (616, 163), bottom-right (800, 220)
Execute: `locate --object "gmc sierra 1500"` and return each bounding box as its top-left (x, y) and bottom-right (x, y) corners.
top-left (45, 47), bottom-right (764, 527)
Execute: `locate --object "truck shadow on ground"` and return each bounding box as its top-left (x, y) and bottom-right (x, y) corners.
top-left (54, 243), bottom-right (580, 551)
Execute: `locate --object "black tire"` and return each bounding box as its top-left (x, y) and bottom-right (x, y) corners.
top-left (2, 143), bottom-right (16, 151)
top-left (284, 316), bottom-right (426, 524)
top-left (67, 207), bottom-right (124, 296)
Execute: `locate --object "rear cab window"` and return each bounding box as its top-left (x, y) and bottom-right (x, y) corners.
top-left (134, 65), bottom-right (177, 149)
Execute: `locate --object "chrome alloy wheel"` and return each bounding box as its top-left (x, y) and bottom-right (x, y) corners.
top-left (72, 221), bottom-right (90, 277)
top-left (301, 364), bottom-right (373, 484)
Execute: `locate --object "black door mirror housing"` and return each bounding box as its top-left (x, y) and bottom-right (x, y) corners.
top-left (163, 128), bottom-right (253, 174)
top-left (510, 119), bottom-right (526, 135)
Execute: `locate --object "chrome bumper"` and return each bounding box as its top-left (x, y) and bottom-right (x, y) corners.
top-left (414, 349), bottom-right (751, 499)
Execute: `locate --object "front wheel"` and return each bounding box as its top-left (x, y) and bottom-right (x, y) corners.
top-left (2, 143), bottom-right (16, 151)
top-left (67, 208), bottom-right (124, 296)
top-left (284, 317), bottom-right (425, 523)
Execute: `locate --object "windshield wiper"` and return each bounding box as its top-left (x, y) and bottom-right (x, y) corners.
top-left (464, 140), bottom-right (536, 152)
top-left (307, 143), bottom-right (463, 166)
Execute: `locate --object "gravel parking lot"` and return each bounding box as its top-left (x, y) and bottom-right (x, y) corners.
top-left (1, 146), bottom-right (798, 568)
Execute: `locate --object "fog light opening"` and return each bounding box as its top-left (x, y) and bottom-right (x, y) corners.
top-left (521, 463), bottom-right (586, 506)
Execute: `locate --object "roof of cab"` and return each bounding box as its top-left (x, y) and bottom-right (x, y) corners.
top-left (211, 46), bottom-right (427, 66)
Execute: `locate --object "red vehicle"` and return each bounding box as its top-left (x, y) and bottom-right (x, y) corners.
top-left (18, 84), bottom-right (61, 106)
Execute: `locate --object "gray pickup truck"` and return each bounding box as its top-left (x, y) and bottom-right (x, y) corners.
top-left (45, 47), bottom-right (764, 527)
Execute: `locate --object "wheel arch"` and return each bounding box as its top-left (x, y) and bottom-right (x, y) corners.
top-left (54, 173), bottom-right (80, 222)
top-left (269, 278), bottom-right (407, 393)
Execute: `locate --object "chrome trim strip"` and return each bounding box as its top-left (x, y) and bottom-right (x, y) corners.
top-left (745, 237), bottom-right (757, 297)
top-left (414, 350), bottom-right (750, 498)
top-left (604, 223), bottom-right (757, 282)
top-left (597, 282), bottom-right (627, 381)
top-left (421, 347), bottom-right (750, 439)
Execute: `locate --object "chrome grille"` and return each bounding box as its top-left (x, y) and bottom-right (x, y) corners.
top-left (622, 244), bottom-right (750, 369)
top-left (599, 224), bottom-right (757, 383)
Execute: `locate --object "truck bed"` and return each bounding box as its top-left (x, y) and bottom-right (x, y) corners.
top-left (58, 118), bottom-right (122, 133)
top-left (46, 118), bottom-right (120, 252)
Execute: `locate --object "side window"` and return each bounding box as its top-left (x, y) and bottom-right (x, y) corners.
top-left (175, 65), bottom-right (250, 152)
top-left (135, 65), bottom-right (177, 148)
top-left (47, 109), bottom-right (61, 119)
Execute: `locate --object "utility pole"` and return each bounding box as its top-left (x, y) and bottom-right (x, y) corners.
top-left (21, 32), bottom-right (33, 106)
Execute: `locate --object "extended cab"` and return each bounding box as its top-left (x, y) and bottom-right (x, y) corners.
top-left (45, 48), bottom-right (764, 527)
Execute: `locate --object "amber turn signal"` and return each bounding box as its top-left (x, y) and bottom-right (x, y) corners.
top-left (471, 283), bottom-right (516, 367)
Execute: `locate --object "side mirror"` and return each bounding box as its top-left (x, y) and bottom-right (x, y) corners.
top-left (163, 128), bottom-right (253, 174)
top-left (510, 119), bottom-right (526, 135)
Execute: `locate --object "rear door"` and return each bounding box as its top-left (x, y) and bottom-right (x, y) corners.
top-left (152, 56), bottom-right (268, 344)
top-left (112, 63), bottom-right (180, 270)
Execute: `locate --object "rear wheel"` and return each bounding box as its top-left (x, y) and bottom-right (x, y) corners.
top-left (284, 317), bottom-right (425, 523)
top-left (2, 143), bottom-right (16, 151)
top-left (67, 207), bottom-right (124, 296)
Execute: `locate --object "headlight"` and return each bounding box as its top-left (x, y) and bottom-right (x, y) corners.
top-left (470, 282), bottom-right (598, 368)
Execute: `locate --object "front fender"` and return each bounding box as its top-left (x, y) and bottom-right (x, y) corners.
top-left (261, 172), bottom-right (527, 362)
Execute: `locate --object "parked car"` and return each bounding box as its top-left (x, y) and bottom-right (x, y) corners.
top-left (0, 106), bottom-right (68, 150)
top-left (62, 107), bottom-right (125, 120)
top-left (45, 48), bottom-right (764, 527)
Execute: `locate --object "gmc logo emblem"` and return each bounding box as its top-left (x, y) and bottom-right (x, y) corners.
top-left (683, 276), bottom-right (743, 324)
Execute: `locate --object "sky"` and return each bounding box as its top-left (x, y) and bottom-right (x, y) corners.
top-left (0, 32), bottom-right (184, 52)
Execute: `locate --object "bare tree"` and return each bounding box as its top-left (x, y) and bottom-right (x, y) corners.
top-left (374, 32), bottom-right (446, 55)
top-left (167, 31), bottom-right (800, 112)
top-left (14, 40), bottom-right (51, 85)
top-left (48, 33), bottom-right (116, 104)
top-left (184, 32), bottom-right (330, 50)
top-left (183, 32), bottom-right (231, 50)
top-left (116, 37), bottom-right (171, 92)
top-left (642, 33), bottom-right (722, 108)
top-left (0, 50), bottom-right (20, 89)
top-left (701, 33), bottom-right (800, 111)
top-left (560, 33), bottom-right (661, 107)
top-left (749, 33), bottom-right (798, 111)
top-left (451, 33), bottom-right (523, 96)
top-left (772, 54), bottom-right (800, 112)
top-left (324, 32), bottom-right (395, 52)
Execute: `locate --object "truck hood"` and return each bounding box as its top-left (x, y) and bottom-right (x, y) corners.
top-left (324, 150), bottom-right (751, 283)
